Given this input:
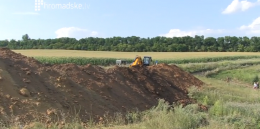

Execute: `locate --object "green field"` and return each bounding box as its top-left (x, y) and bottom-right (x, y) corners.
top-left (13, 50), bottom-right (260, 59)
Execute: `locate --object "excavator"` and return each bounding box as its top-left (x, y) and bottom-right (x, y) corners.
top-left (129, 55), bottom-right (153, 68)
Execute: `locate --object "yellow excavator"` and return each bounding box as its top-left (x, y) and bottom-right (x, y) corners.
top-left (129, 55), bottom-right (153, 68)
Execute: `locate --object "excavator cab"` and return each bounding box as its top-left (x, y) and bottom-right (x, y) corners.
top-left (143, 56), bottom-right (153, 66)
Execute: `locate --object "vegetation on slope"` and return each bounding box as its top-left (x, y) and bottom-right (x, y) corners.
top-left (177, 59), bottom-right (260, 77)
top-left (210, 65), bottom-right (260, 84)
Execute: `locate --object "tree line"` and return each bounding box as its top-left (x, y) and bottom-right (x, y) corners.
top-left (1, 34), bottom-right (260, 52)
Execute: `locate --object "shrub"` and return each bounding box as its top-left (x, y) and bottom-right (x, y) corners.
top-left (253, 75), bottom-right (259, 83)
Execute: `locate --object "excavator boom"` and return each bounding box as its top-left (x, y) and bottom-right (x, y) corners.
top-left (129, 56), bottom-right (143, 68)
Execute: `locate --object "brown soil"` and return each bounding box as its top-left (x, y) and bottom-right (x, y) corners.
top-left (0, 48), bottom-right (204, 125)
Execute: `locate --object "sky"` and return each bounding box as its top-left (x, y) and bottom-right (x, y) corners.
top-left (0, 0), bottom-right (259, 40)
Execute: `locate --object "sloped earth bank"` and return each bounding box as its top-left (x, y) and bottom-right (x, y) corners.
top-left (0, 48), bottom-right (204, 125)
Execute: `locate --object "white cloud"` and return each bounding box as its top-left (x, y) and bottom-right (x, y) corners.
top-left (13, 12), bottom-right (39, 15)
top-left (161, 17), bottom-right (260, 37)
top-left (161, 29), bottom-right (226, 37)
top-left (222, 0), bottom-right (260, 14)
top-left (239, 17), bottom-right (260, 34)
top-left (90, 31), bottom-right (98, 36)
top-left (55, 27), bottom-right (100, 39)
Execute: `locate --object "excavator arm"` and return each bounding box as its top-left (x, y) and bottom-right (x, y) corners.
top-left (129, 56), bottom-right (143, 68)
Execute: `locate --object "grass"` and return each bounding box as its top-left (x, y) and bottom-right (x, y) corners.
top-left (188, 76), bottom-right (260, 128)
top-left (210, 65), bottom-right (260, 84)
top-left (190, 77), bottom-right (260, 105)
top-left (177, 58), bottom-right (260, 73)
top-left (13, 50), bottom-right (260, 59)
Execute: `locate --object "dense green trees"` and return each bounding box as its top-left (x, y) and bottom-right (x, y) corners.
top-left (1, 34), bottom-right (260, 52)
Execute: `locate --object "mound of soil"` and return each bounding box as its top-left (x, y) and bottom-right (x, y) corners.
top-left (0, 48), bottom-right (203, 124)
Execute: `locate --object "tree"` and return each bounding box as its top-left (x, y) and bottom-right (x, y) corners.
top-left (0, 34), bottom-right (259, 52)
top-left (22, 34), bottom-right (30, 41)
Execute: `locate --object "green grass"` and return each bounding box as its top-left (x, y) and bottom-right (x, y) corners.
top-left (34, 56), bottom-right (131, 66)
top-left (210, 65), bottom-right (260, 84)
top-left (187, 77), bottom-right (260, 128)
top-left (190, 77), bottom-right (260, 105)
top-left (177, 58), bottom-right (260, 73)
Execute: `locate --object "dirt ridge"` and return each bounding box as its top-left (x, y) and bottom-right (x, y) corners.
top-left (0, 48), bottom-right (203, 124)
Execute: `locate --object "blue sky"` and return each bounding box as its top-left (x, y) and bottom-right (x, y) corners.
top-left (0, 0), bottom-right (259, 40)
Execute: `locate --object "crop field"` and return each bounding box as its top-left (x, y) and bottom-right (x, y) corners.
top-left (12, 50), bottom-right (260, 66)
top-left (13, 50), bottom-right (260, 59)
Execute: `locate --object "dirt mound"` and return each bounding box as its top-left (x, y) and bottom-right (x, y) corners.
top-left (0, 48), bottom-right (203, 124)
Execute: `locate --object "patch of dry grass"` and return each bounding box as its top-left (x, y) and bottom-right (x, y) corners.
top-left (13, 50), bottom-right (260, 59)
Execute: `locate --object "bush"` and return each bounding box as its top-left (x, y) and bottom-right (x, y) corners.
top-left (253, 75), bottom-right (259, 83)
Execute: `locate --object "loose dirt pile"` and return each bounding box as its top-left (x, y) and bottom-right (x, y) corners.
top-left (0, 48), bottom-right (203, 125)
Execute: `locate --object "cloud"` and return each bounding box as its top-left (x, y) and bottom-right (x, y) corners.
top-left (13, 12), bottom-right (39, 15)
top-left (161, 29), bottom-right (226, 37)
top-left (161, 17), bottom-right (260, 37)
top-left (90, 31), bottom-right (98, 36)
top-left (55, 27), bottom-right (100, 39)
top-left (222, 0), bottom-right (260, 14)
top-left (239, 17), bottom-right (260, 34)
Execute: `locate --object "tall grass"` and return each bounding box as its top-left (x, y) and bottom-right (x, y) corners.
top-left (177, 58), bottom-right (260, 73)
top-left (210, 65), bottom-right (260, 84)
top-left (34, 57), bottom-right (134, 66)
top-left (0, 100), bottom-right (207, 129)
